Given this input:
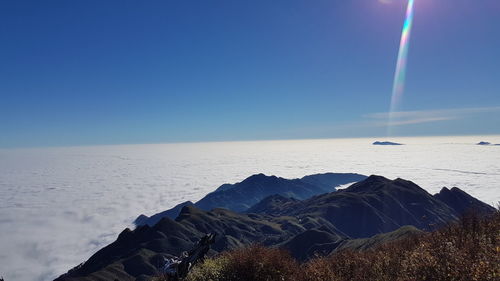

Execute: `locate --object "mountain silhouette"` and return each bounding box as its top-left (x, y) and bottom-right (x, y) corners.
top-left (135, 173), bottom-right (367, 226)
top-left (373, 141), bottom-right (403, 145)
top-left (56, 175), bottom-right (495, 281)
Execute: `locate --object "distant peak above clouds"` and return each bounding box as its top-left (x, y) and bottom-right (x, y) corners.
top-left (373, 141), bottom-right (404, 145)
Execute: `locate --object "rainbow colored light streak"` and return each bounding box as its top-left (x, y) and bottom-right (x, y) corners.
top-left (388, 0), bottom-right (415, 134)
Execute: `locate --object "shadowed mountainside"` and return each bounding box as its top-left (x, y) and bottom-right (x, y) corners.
top-left (183, 212), bottom-right (500, 281)
top-left (434, 186), bottom-right (497, 215)
top-left (249, 175), bottom-right (488, 238)
top-left (55, 175), bottom-right (495, 281)
top-left (135, 173), bottom-right (367, 226)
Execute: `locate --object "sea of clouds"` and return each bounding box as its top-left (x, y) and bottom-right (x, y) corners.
top-left (0, 136), bottom-right (499, 281)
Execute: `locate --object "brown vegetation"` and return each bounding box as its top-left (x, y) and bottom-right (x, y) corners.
top-left (180, 211), bottom-right (499, 281)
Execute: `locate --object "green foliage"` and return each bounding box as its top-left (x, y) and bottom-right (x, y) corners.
top-left (185, 212), bottom-right (500, 281)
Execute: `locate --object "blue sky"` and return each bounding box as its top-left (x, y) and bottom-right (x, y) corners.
top-left (1, 0), bottom-right (499, 147)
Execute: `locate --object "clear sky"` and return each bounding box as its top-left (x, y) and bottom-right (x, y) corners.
top-left (1, 0), bottom-right (499, 147)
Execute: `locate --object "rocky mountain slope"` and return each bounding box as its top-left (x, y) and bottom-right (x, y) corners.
top-left (135, 173), bottom-right (367, 226)
top-left (55, 175), bottom-right (495, 281)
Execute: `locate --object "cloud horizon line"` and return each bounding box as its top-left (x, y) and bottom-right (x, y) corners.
top-left (365, 106), bottom-right (500, 127)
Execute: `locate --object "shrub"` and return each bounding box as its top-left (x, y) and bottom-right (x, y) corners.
top-left (186, 245), bottom-right (298, 281)
top-left (183, 211), bottom-right (499, 281)
top-left (184, 256), bottom-right (229, 281)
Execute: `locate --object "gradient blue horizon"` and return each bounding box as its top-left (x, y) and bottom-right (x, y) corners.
top-left (1, 0), bottom-right (499, 148)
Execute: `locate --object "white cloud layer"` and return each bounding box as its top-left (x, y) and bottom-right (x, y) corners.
top-left (1, 136), bottom-right (500, 280)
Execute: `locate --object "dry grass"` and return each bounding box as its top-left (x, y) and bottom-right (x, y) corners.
top-left (185, 245), bottom-right (298, 281)
top-left (183, 211), bottom-right (499, 281)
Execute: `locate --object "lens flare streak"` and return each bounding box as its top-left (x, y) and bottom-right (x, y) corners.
top-left (388, 0), bottom-right (415, 134)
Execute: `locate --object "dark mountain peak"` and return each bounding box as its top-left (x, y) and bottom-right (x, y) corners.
top-left (450, 186), bottom-right (467, 194)
top-left (243, 173), bottom-right (279, 183)
top-left (365, 174), bottom-right (390, 183)
top-left (176, 205), bottom-right (204, 220)
top-left (155, 216), bottom-right (178, 229)
top-left (434, 186), bottom-right (495, 215)
top-left (291, 175), bottom-right (467, 238)
top-left (133, 214), bottom-right (149, 226)
top-left (393, 178), bottom-right (429, 192)
top-left (117, 227), bottom-right (133, 241)
top-left (394, 177), bottom-right (413, 184)
top-left (135, 201), bottom-right (194, 227)
top-left (214, 183), bottom-right (233, 192)
top-left (209, 173), bottom-right (280, 195)
top-left (343, 175), bottom-right (391, 192)
top-left (344, 175), bottom-right (428, 196)
top-left (212, 174), bottom-right (289, 196)
top-left (439, 186), bottom-right (451, 193)
top-left (436, 186), bottom-right (464, 198)
top-left (249, 172), bottom-right (271, 178)
top-left (437, 186), bottom-right (467, 197)
top-left (180, 204), bottom-right (202, 214)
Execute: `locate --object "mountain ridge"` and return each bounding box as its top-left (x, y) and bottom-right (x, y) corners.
top-left (55, 174), bottom-right (495, 281)
top-left (135, 172), bottom-right (367, 226)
